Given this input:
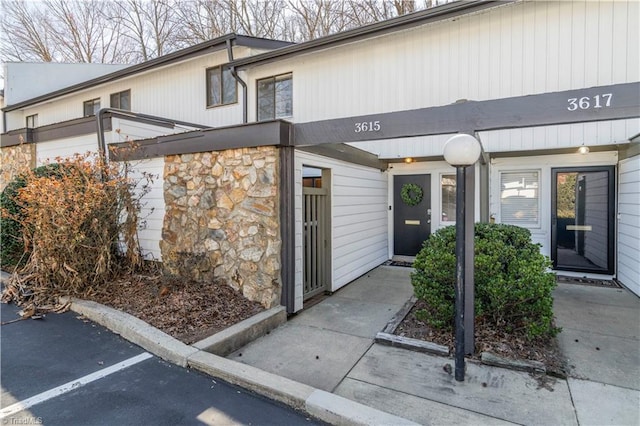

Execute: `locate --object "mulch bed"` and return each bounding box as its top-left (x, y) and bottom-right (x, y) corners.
top-left (88, 274), bottom-right (264, 345)
top-left (394, 299), bottom-right (567, 376)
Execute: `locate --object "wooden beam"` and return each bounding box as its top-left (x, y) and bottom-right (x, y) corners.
top-left (294, 82), bottom-right (640, 146)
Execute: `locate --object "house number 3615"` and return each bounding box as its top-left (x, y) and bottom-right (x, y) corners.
top-left (567, 93), bottom-right (612, 111)
top-left (354, 120), bottom-right (381, 133)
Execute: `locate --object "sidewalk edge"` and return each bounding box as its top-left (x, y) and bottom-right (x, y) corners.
top-left (62, 296), bottom-right (418, 426)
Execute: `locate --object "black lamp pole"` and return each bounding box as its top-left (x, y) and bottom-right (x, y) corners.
top-left (454, 165), bottom-right (466, 381)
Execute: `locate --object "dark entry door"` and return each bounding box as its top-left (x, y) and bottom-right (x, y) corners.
top-left (394, 174), bottom-right (431, 256)
top-left (551, 167), bottom-right (615, 274)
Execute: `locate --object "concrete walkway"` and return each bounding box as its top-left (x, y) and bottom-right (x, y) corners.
top-left (231, 265), bottom-right (640, 425)
top-left (554, 283), bottom-right (640, 426)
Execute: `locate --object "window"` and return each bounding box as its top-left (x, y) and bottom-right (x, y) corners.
top-left (110, 90), bottom-right (130, 110)
top-left (257, 73), bottom-right (292, 121)
top-left (500, 171), bottom-right (540, 226)
top-left (441, 174), bottom-right (456, 222)
top-left (83, 98), bottom-right (101, 116)
top-left (206, 66), bottom-right (237, 107)
top-left (303, 166), bottom-right (322, 188)
top-left (26, 114), bottom-right (38, 128)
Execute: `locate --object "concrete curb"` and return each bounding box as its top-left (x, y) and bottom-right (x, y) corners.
top-left (60, 297), bottom-right (199, 367)
top-left (305, 390), bottom-right (418, 426)
top-left (188, 350), bottom-right (314, 410)
top-left (193, 306), bottom-right (286, 356)
top-left (375, 331), bottom-right (450, 356)
top-left (481, 351), bottom-right (546, 374)
top-left (60, 296), bottom-right (417, 426)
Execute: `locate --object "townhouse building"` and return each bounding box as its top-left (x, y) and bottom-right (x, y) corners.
top-left (2, 0), bottom-right (638, 312)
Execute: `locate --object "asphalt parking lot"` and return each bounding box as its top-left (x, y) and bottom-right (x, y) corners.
top-left (0, 302), bottom-right (321, 426)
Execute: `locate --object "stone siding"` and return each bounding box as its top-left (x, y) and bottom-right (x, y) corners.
top-left (160, 147), bottom-right (281, 308)
top-left (0, 143), bottom-right (36, 192)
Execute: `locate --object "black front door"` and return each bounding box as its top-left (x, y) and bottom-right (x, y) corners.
top-left (394, 174), bottom-right (431, 256)
top-left (551, 167), bottom-right (615, 274)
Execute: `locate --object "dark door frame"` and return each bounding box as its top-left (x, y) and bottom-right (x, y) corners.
top-left (551, 166), bottom-right (616, 274)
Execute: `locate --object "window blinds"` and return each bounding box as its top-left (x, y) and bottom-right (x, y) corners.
top-left (500, 171), bottom-right (539, 225)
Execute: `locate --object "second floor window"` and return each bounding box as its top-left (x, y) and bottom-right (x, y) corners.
top-left (206, 66), bottom-right (237, 107)
top-left (26, 114), bottom-right (38, 128)
top-left (110, 90), bottom-right (130, 110)
top-left (257, 73), bottom-right (292, 121)
top-left (83, 98), bottom-right (101, 116)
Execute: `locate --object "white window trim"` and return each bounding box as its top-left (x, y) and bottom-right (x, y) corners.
top-left (440, 172), bottom-right (457, 225)
top-left (498, 169), bottom-right (542, 229)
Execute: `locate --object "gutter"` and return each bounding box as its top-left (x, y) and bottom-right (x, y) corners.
top-left (226, 38), bottom-right (248, 124)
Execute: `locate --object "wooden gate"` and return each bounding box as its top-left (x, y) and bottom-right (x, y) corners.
top-left (303, 186), bottom-right (329, 299)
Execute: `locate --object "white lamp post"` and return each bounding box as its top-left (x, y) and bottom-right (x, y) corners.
top-left (443, 133), bottom-right (482, 382)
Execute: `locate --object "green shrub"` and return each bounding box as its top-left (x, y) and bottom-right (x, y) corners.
top-left (411, 223), bottom-right (558, 340)
top-left (0, 163), bottom-right (67, 269)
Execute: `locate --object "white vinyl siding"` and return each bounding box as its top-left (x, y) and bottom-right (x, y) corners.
top-left (128, 157), bottom-right (165, 261)
top-left (351, 119), bottom-right (639, 160)
top-left (109, 117), bottom-right (199, 146)
top-left (617, 155), bottom-right (640, 295)
top-left (11, 51), bottom-right (243, 131)
top-left (294, 151), bottom-right (388, 312)
top-left (477, 119), bottom-right (640, 155)
top-left (36, 135), bottom-right (99, 166)
top-left (245, 0), bottom-right (637, 124)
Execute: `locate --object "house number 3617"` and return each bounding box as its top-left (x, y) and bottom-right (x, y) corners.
top-left (354, 120), bottom-right (381, 133)
top-left (567, 93), bottom-right (612, 111)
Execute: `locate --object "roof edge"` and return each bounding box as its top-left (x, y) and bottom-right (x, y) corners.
top-left (232, 0), bottom-right (511, 69)
top-left (3, 34), bottom-right (292, 112)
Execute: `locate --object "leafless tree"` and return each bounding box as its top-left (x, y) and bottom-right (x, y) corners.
top-left (392, 0), bottom-right (416, 16)
top-left (226, 0), bottom-right (288, 39)
top-left (287, 0), bottom-right (353, 41)
top-left (43, 0), bottom-right (124, 63)
top-left (176, 0), bottom-right (289, 44)
top-left (109, 0), bottom-right (181, 62)
top-left (174, 0), bottom-right (233, 44)
top-left (1, 0), bottom-right (449, 65)
top-left (0, 1), bottom-right (56, 61)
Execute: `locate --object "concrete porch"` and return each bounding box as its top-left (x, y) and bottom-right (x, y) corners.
top-left (228, 265), bottom-right (640, 425)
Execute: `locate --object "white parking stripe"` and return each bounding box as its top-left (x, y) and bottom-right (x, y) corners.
top-left (0, 352), bottom-right (153, 419)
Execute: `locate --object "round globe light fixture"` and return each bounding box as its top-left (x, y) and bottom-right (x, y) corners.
top-left (443, 134), bottom-right (482, 166)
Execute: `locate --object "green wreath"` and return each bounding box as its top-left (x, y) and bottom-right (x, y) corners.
top-left (400, 183), bottom-right (423, 206)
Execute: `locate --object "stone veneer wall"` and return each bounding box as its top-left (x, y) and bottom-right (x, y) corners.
top-left (0, 144), bottom-right (36, 192)
top-left (160, 147), bottom-right (281, 308)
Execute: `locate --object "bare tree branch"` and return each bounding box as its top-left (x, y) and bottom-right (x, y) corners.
top-left (0, 0), bottom-right (448, 65)
top-left (1, 1), bottom-right (56, 62)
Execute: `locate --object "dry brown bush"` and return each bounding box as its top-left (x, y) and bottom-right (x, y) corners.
top-left (2, 153), bottom-right (148, 305)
